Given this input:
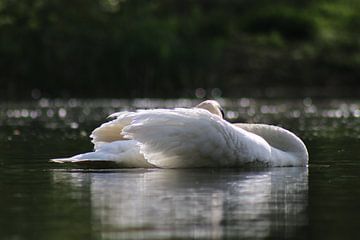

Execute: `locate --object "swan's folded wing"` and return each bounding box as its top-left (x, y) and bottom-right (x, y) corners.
top-left (51, 140), bottom-right (153, 168)
top-left (90, 111), bottom-right (135, 148)
top-left (122, 108), bottom-right (267, 168)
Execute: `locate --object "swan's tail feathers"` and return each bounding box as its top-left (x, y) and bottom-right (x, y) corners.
top-left (50, 140), bottom-right (153, 168)
top-left (122, 108), bottom-right (234, 168)
top-left (50, 158), bottom-right (120, 168)
top-left (50, 151), bottom-right (120, 168)
top-left (90, 111), bottom-right (135, 147)
top-left (50, 158), bottom-right (75, 163)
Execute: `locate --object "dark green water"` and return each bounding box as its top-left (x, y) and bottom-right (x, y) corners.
top-left (0, 98), bottom-right (359, 240)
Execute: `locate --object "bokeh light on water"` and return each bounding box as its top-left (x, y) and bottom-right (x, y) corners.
top-left (1, 98), bottom-right (359, 140)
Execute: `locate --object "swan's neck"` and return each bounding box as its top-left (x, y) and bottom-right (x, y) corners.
top-left (235, 123), bottom-right (308, 166)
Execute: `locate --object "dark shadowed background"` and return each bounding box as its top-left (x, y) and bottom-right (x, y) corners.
top-left (1, 0), bottom-right (360, 99)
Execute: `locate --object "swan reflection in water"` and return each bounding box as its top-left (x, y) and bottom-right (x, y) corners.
top-left (52, 167), bottom-right (308, 239)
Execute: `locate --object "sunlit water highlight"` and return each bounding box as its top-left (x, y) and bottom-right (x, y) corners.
top-left (0, 98), bottom-right (360, 240)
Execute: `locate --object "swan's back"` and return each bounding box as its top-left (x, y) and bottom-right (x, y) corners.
top-left (123, 108), bottom-right (274, 168)
top-left (235, 123), bottom-right (308, 166)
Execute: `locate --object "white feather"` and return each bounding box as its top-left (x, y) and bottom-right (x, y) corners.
top-left (51, 140), bottom-right (153, 168)
top-left (122, 108), bottom-right (271, 168)
top-left (90, 112), bottom-right (134, 146)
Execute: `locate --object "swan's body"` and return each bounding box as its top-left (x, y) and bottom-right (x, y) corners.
top-left (51, 100), bottom-right (308, 168)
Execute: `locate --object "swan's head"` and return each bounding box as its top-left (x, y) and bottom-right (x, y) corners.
top-left (195, 100), bottom-right (224, 118)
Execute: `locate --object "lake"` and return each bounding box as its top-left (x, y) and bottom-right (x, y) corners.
top-left (0, 98), bottom-right (359, 240)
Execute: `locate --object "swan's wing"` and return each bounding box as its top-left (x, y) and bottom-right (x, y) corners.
top-left (122, 108), bottom-right (271, 168)
top-left (51, 111), bottom-right (154, 168)
top-left (50, 140), bottom-right (153, 168)
top-left (90, 111), bottom-right (135, 149)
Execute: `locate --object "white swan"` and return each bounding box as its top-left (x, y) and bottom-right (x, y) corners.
top-left (51, 100), bottom-right (308, 168)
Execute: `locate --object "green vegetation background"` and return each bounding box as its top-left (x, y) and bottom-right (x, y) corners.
top-left (1, 0), bottom-right (360, 99)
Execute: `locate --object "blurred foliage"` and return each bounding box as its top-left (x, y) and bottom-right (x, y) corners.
top-left (1, 0), bottom-right (360, 99)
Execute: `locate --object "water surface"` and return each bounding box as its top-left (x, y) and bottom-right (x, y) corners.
top-left (0, 98), bottom-right (359, 239)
